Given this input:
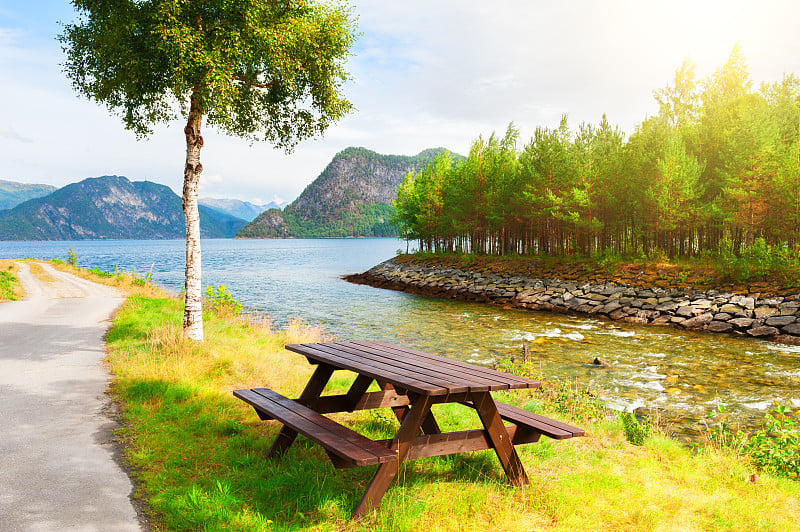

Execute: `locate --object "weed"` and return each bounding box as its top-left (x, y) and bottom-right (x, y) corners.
top-left (746, 404), bottom-right (800, 481)
top-left (67, 247), bottom-right (78, 267)
top-left (204, 284), bottom-right (243, 317)
top-left (619, 411), bottom-right (652, 446)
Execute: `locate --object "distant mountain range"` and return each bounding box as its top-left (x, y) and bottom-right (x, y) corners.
top-left (0, 146), bottom-right (459, 241)
top-left (237, 147), bottom-right (461, 238)
top-left (199, 198), bottom-right (284, 222)
top-left (0, 176), bottom-right (245, 240)
top-left (0, 180), bottom-right (57, 210)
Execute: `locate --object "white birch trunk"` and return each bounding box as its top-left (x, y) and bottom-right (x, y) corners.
top-left (182, 90), bottom-right (204, 341)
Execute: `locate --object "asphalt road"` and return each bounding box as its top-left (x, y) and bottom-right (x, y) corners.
top-left (0, 262), bottom-right (144, 531)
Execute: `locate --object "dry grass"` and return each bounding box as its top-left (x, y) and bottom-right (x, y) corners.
top-left (25, 260), bottom-right (56, 283)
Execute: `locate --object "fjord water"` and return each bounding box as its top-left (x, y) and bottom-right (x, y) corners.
top-left (2, 238), bottom-right (798, 439)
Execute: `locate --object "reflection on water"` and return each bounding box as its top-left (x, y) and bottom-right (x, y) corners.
top-left (2, 238), bottom-right (798, 440)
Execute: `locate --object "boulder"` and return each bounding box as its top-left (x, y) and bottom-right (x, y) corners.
top-left (754, 306), bottom-right (779, 319)
top-left (676, 306), bottom-right (695, 318)
top-left (782, 323), bottom-right (800, 336)
top-left (707, 321), bottom-right (734, 333)
top-left (681, 313), bottom-right (713, 330)
top-left (747, 326), bottom-right (780, 337)
top-left (765, 315), bottom-right (796, 327)
top-left (728, 317), bottom-right (755, 329)
top-left (719, 304), bottom-right (743, 314)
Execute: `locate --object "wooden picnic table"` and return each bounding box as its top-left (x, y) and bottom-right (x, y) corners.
top-left (234, 340), bottom-right (584, 518)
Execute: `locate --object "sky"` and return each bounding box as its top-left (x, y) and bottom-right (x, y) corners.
top-left (1, 1), bottom-right (799, 205)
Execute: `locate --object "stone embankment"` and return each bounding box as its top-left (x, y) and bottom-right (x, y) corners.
top-left (346, 258), bottom-right (800, 345)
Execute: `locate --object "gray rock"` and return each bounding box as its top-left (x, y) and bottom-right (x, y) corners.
top-left (765, 316), bottom-right (796, 327)
top-left (691, 299), bottom-right (713, 309)
top-left (707, 321), bottom-right (734, 333)
top-left (740, 297), bottom-right (756, 309)
top-left (782, 323), bottom-right (800, 336)
top-left (682, 313), bottom-right (714, 330)
top-left (655, 301), bottom-right (679, 312)
top-left (713, 313), bottom-right (733, 322)
top-left (754, 306), bottom-right (779, 319)
top-left (676, 306), bottom-right (695, 318)
top-left (609, 309), bottom-right (628, 320)
top-left (670, 316), bottom-right (686, 324)
top-left (602, 301), bottom-right (622, 314)
top-left (748, 326), bottom-right (780, 337)
top-left (729, 317), bottom-right (755, 329)
top-left (651, 315), bottom-right (672, 326)
top-left (719, 304), bottom-right (743, 314)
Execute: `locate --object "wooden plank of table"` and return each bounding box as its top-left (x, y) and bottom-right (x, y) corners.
top-left (287, 343), bottom-right (451, 396)
top-left (312, 342), bottom-right (492, 393)
top-left (374, 424), bottom-right (541, 460)
top-left (311, 390), bottom-right (411, 414)
top-left (237, 388), bottom-right (395, 466)
top-left (338, 341), bottom-right (502, 392)
top-left (351, 340), bottom-right (539, 389)
top-left (351, 340), bottom-right (531, 388)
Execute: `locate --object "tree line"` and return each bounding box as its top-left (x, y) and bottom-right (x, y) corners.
top-left (394, 47), bottom-right (800, 260)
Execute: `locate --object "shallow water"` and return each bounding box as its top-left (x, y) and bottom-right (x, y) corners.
top-left (2, 238), bottom-right (798, 440)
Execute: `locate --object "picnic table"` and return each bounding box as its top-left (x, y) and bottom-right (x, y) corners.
top-left (234, 340), bottom-right (584, 518)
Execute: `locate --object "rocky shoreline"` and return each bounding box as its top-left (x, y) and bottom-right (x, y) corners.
top-left (345, 257), bottom-right (800, 346)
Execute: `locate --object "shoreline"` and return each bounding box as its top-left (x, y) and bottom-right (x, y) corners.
top-left (345, 255), bottom-right (800, 346)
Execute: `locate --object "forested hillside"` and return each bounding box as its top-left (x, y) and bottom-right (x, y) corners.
top-left (394, 47), bottom-right (800, 260)
top-left (237, 147), bottom-right (460, 238)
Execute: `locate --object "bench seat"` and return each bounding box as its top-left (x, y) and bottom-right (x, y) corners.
top-left (234, 387), bottom-right (398, 468)
top-left (462, 399), bottom-right (585, 440)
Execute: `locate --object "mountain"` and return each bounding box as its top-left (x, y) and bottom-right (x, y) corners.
top-left (0, 175), bottom-right (244, 240)
top-left (199, 198), bottom-right (283, 222)
top-left (237, 147), bottom-right (460, 238)
top-left (0, 180), bottom-right (57, 210)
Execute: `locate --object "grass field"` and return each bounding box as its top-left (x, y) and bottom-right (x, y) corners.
top-left (100, 288), bottom-right (800, 531)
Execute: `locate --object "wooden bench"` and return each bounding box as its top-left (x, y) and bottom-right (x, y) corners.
top-left (234, 387), bottom-right (398, 468)
top-left (461, 400), bottom-right (585, 440)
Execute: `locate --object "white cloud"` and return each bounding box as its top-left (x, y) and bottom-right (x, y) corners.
top-left (2, 1), bottom-right (800, 203)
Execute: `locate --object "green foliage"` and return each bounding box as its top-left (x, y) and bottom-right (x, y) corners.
top-left (0, 270), bottom-right (20, 301)
top-left (66, 247), bottom-right (78, 267)
top-left (619, 411), bottom-right (652, 446)
top-left (204, 284), bottom-right (242, 316)
top-left (746, 404), bottom-right (800, 481)
top-left (60, 0), bottom-right (357, 145)
top-left (716, 238), bottom-right (800, 282)
top-left (87, 267), bottom-right (113, 278)
top-left (51, 256), bottom-right (65, 264)
top-left (393, 48), bottom-right (800, 261)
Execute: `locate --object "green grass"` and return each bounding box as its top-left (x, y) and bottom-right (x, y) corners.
top-left (101, 289), bottom-right (800, 531)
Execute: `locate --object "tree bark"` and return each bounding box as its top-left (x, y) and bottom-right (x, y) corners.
top-left (182, 89), bottom-right (204, 341)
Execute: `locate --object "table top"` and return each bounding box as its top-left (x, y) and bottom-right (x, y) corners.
top-left (285, 340), bottom-right (540, 397)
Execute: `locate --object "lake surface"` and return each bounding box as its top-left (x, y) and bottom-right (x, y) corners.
top-left (2, 238), bottom-right (798, 440)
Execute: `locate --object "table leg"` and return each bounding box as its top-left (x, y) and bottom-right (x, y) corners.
top-left (267, 364), bottom-right (334, 458)
top-left (353, 393), bottom-right (434, 518)
top-left (470, 391), bottom-right (530, 487)
top-left (379, 382), bottom-right (441, 435)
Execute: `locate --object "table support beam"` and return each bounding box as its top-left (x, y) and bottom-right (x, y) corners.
top-left (268, 363), bottom-right (334, 458)
top-left (354, 393), bottom-right (434, 518)
top-left (470, 391), bottom-right (530, 487)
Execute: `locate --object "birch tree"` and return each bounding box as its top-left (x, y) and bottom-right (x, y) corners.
top-left (60, 0), bottom-right (357, 341)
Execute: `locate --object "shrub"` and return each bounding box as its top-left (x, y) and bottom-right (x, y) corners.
top-left (745, 404), bottom-right (800, 481)
top-left (619, 411), bottom-right (651, 446)
top-left (204, 284), bottom-right (242, 317)
top-left (67, 247), bottom-right (78, 267)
